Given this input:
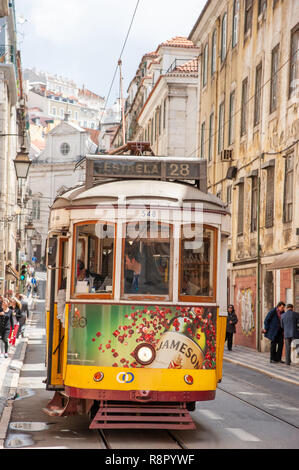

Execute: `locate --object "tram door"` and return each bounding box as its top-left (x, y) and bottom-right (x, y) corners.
top-left (46, 237), bottom-right (69, 389)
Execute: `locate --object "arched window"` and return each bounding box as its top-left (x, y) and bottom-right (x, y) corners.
top-left (232, 0), bottom-right (239, 47)
top-left (221, 13), bottom-right (227, 62)
top-left (211, 29), bottom-right (217, 75)
top-left (203, 43), bottom-right (208, 86)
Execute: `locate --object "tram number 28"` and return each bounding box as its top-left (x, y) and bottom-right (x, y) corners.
top-left (167, 163), bottom-right (190, 177)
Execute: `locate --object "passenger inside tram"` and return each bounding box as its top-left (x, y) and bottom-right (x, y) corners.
top-left (124, 240), bottom-right (169, 296)
top-left (74, 222), bottom-right (114, 295)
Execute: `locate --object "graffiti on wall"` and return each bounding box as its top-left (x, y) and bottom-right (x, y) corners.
top-left (237, 288), bottom-right (255, 336)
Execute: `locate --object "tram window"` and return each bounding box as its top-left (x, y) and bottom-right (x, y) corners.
top-left (122, 222), bottom-right (172, 298)
top-left (180, 226), bottom-right (216, 300)
top-left (73, 222), bottom-right (115, 296)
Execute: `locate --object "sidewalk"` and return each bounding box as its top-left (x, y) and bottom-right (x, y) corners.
top-left (223, 345), bottom-right (299, 386)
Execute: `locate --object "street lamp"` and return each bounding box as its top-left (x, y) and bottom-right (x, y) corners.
top-left (13, 145), bottom-right (31, 179)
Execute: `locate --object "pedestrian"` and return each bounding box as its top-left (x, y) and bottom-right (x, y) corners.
top-left (281, 304), bottom-right (299, 366)
top-left (0, 299), bottom-right (14, 358)
top-left (262, 301), bottom-right (285, 363)
top-left (17, 293), bottom-right (30, 319)
top-left (225, 304), bottom-right (238, 351)
top-left (13, 298), bottom-right (26, 338)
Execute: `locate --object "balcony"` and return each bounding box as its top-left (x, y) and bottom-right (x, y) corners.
top-left (0, 44), bottom-right (17, 105)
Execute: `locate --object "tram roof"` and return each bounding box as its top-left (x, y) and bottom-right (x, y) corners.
top-left (52, 179), bottom-right (228, 213)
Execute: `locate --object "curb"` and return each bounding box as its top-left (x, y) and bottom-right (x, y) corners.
top-left (0, 331), bottom-right (29, 449)
top-left (224, 356), bottom-right (299, 387)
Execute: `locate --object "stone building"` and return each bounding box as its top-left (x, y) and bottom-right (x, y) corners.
top-left (189, 0), bottom-right (299, 350)
top-left (112, 37), bottom-right (200, 157)
top-left (0, 0), bottom-right (28, 294)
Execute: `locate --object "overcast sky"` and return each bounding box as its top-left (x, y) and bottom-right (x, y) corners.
top-left (16, 0), bottom-right (206, 105)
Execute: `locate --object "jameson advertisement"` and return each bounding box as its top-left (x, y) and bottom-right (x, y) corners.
top-left (67, 304), bottom-right (217, 370)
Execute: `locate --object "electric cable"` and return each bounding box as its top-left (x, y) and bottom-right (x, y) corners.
top-left (98, 0), bottom-right (141, 128)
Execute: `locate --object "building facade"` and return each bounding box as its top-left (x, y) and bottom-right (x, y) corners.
top-left (113, 37), bottom-right (200, 157)
top-left (189, 0), bottom-right (299, 350)
top-left (0, 0), bottom-right (28, 294)
top-left (27, 119), bottom-right (96, 264)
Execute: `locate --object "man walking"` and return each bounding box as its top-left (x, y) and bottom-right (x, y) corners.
top-left (262, 301), bottom-right (285, 363)
top-left (281, 304), bottom-right (299, 366)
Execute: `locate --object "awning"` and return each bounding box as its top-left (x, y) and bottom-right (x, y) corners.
top-left (5, 264), bottom-right (19, 281)
top-left (267, 249), bottom-right (299, 270)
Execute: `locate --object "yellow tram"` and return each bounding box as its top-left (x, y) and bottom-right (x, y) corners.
top-left (44, 143), bottom-right (230, 429)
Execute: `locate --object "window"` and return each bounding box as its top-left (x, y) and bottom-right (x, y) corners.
top-left (200, 121), bottom-right (205, 159)
top-left (232, 0), bottom-right (239, 48)
top-left (251, 176), bottom-right (258, 232)
top-left (52, 107), bottom-right (56, 116)
top-left (244, 0), bottom-right (253, 36)
top-left (221, 13), bottom-right (227, 62)
top-left (265, 166), bottom-right (275, 228)
top-left (240, 77), bottom-right (248, 136)
top-left (228, 90), bottom-right (235, 145)
top-left (158, 106), bottom-right (161, 136)
top-left (60, 108), bottom-right (64, 118)
top-left (237, 182), bottom-right (244, 235)
top-left (218, 101), bottom-right (225, 154)
top-left (60, 142), bottom-right (70, 155)
top-left (180, 226), bottom-right (217, 300)
top-left (150, 119), bottom-right (153, 145)
top-left (254, 63), bottom-right (263, 126)
top-left (208, 112), bottom-right (214, 162)
top-left (258, 0), bottom-right (267, 15)
top-left (203, 43), bottom-right (208, 86)
top-left (163, 98), bottom-right (167, 129)
top-left (283, 153), bottom-right (294, 223)
top-left (211, 29), bottom-right (217, 75)
top-left (32, 200), bottom-right (40, 220)
top-left (227, 185), bottom-right (232, 205)
top-left (270, 45), bottom-right (279, 113)
top-left (289, 24), bottom-right (299, 99)
top-left (73, 222), bottom-right (115, 296)
top-left (122, 222), bottom-right (172, 299)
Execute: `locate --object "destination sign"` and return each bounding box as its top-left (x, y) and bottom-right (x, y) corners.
top-left (92, 158), bottom-right (204, 181)
top-left (94, 160), bottom-right (161, 177)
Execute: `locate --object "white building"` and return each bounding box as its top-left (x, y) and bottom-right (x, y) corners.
top-left (113, 37), bottom-right (200, 157)
top-left (27, 119), bottom-right (97, 263)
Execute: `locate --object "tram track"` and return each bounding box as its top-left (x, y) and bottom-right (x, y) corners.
top-left (217, 385), bottom-right (299, 430)
top-left (96, 428), bottom-right (188, 450)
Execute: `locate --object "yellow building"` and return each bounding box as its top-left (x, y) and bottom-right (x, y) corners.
top-left (189, 0), bottom-right (299, 351)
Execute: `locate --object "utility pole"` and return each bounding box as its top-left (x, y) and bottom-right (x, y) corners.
top-left (118, 59), bottom-right (126, 146)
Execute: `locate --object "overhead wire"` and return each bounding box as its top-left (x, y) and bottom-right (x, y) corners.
top-left (98, 0), bottom-right (141, 128)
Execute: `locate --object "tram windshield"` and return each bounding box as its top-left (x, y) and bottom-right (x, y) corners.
top-left (122, 222), bottom-right (172, 298)
top-left (180, 226), bottom-right (216, 300)
top-left (74, 222), bottom-right (115, 295)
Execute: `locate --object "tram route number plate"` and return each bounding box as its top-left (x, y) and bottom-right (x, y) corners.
top-left (92, 158), bottom-right (204, 181)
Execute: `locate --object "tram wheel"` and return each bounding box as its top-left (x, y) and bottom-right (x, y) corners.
top-left (186, 402), bottom-right (196, 412)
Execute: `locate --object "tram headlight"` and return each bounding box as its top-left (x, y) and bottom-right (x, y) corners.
top-left (93, 371), bottom-right (104, 382)
top-left (133, 343), bottom-right (156, 366)
top-left (184, 374), bottom-right (194, 385)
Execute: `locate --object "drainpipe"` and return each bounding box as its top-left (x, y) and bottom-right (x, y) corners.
top-left (257, 152), bottom-right (264, 351)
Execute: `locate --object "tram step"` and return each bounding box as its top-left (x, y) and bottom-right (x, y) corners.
top-left (89, 401), bottom-right (196, 430)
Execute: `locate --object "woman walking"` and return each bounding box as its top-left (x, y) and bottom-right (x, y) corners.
top-left (226, 304), bottom-right (238, 351)
top-left (0, 299), bottom-right (14, 358)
